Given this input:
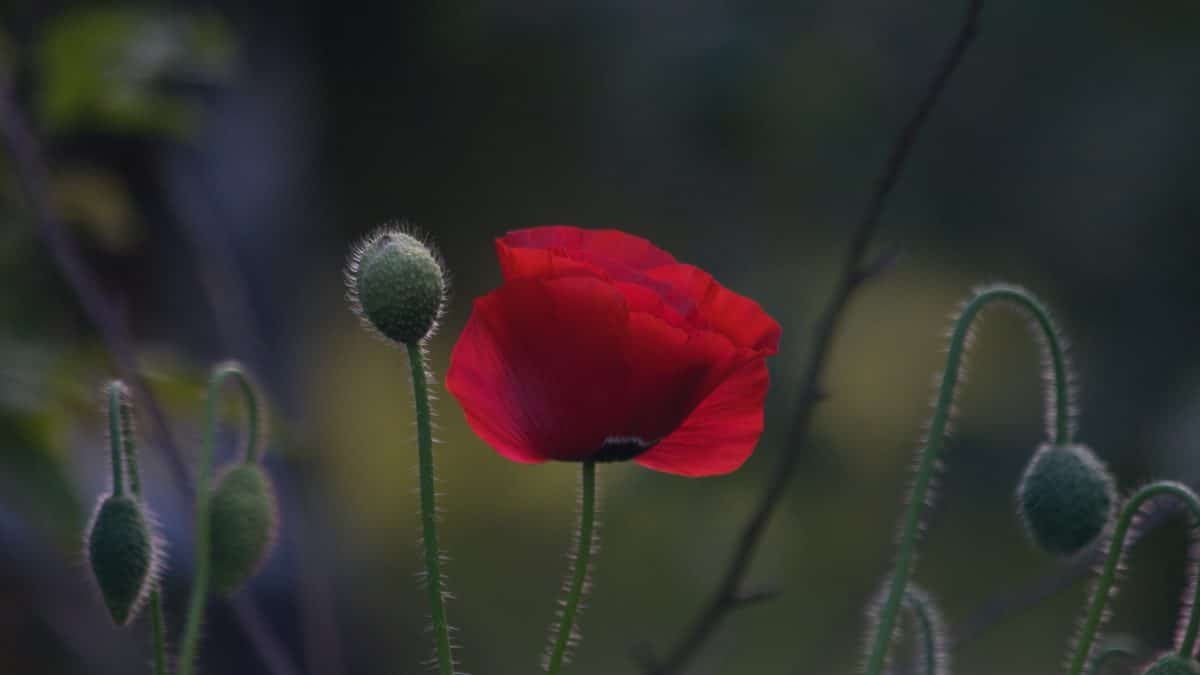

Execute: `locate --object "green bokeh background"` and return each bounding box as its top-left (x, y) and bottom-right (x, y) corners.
top-left (2, 1), bottom-right (1200, 673)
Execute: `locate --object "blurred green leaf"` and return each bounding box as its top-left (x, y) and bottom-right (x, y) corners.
top-left (0, 410), bottom-right (82, 548)
top-left (50, 164), bottom-right (141, 253)
top-left (35, 7), bottom-right (236, 138)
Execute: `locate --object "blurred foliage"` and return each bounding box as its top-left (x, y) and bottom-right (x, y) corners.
top-left (35, 6), bottom-right (235, 138)
top-left (0, 26), bottom-right (14, 82)
top-left (50, 163), bottom-right (141, 252)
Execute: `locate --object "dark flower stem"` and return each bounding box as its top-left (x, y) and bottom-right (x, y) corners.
top-left (643, 2), bottom-right (983, 672)
top-left (546, 460), bottom-right (597, 675)
top-left (112, 384), bottom-right (169, 675)
top-left (405, 343), bottom-right (454, 675)
top-left (863, 286), bottom-right (1072, 675)
top-left (178, 364), bottom-right (262, 675)
top-left (1068, 482), bottom-right (1200, 675)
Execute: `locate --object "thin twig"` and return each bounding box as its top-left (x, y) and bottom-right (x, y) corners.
top-left (0, 84), bottom-right (302, 675)
top-left (641, 2), bottom-right (984, 673)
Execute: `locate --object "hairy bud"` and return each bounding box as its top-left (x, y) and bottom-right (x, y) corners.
top-left (209, 464), bottom-right (279, 595)
top-left (347, 227), bottom-right (446, 345)
top-left (86, 495), bottom-right (159, 625)
top-left (1142, 654), bottom-right (1200, 675)
top-left (1017, 443), bottom-right (1115, 556)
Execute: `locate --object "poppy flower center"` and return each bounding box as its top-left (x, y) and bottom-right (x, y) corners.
top-left (593, 436), bottom-right (656, 463)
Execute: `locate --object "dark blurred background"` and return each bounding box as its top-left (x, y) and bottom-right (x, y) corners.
top-left (2, 1), bottom-right (1199, 674)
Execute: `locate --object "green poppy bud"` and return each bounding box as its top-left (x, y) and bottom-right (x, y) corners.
top-left (209, 463), bottom-right (278, 595)
top-left (1142, 654), bottom-right (1200, 675)
top-left (347, 227), bottom-right (446, 345)
top-left (1017, 443), bottom-right (1115, 556)
top-left (86, 495), bottom-right (160, 625)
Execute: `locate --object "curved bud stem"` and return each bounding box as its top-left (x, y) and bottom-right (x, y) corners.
top-left (863, 285), bottom-right (1073, 675)
top-left (229, 367), bottom-right (264, 465)
top-left (1086, 635), bottom-right (1139, 675)
top-left (1068, 482), bottom-right (1200, 675)
top-left (406, 342), bottom-right (455, 675)
top-left (545, 460), bottom-right (597, 675)
top-left (903, 586), bottom-right (948, 675)
top-left (178, 362), bottom-right (262, 675)
top-left (107, 380), bottom-right (168, 675)
top-left (149, 594), bottom-right (167, 675)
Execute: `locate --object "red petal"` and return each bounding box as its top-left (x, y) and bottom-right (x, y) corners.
top-left (497, 226), bottom-right (677, 281)
top-left (445, 274), bottom-right (756, 467)
top-left (645, 264), bottom-right (781, 355)
top-left (634, 358), bottom-right (769, 477)
top-left (620, 311), bottom-right (743, 442)
top-left (446, 276), bottom-right (634, 463)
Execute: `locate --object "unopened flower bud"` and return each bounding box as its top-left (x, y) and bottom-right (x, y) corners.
top-left (1017, 443), bottom-right (1115, 556)
top-left (86, 495), bottom-right (160, 625)
top-left (209, 464), bottom-right (278, 595)
top-left (347, 228), bottom-right (446, 345)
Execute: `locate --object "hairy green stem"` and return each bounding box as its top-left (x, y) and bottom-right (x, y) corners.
top-left (406, 343), bottom-right (454, 675)
top-left (234, 373), bottom-right (262, 464)
top-left (546, 460), bottom-right (596, 675)
top-left (1068, 482), bottom-right (1200, 675)
top-left (904, 588), bottom-right (943, 675)
top-left (863, 286), bottom-right (1072, 675)
top-left (177, 363), bottom-right (260, 675)
top-left (110, 381), bottom-right (168, 675)
top-left (150, 592), bottom-right (168, 675)
top-left (1086, 639), bottom-right (1138, 675)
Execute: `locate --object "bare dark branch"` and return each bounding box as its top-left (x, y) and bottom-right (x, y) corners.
top-left (0, 84), bottom-right (302, 675)
top-left (642, 2), bottom-right (985, 673)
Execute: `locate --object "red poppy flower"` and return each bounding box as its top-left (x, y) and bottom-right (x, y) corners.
top-left (446, 226), bottom-right (781, 477)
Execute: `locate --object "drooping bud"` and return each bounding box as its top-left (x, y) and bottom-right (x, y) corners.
top-left (1017, 443), bottom-right (1115, 556)
top-left (209, 463), bottom-right (278, 595)
top-left (1142, 654), bottom-right (1200, 675)
top-left (86, 495), bottom-right (160, 625)
top-left (346, 227), bottom-right (446, 345)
